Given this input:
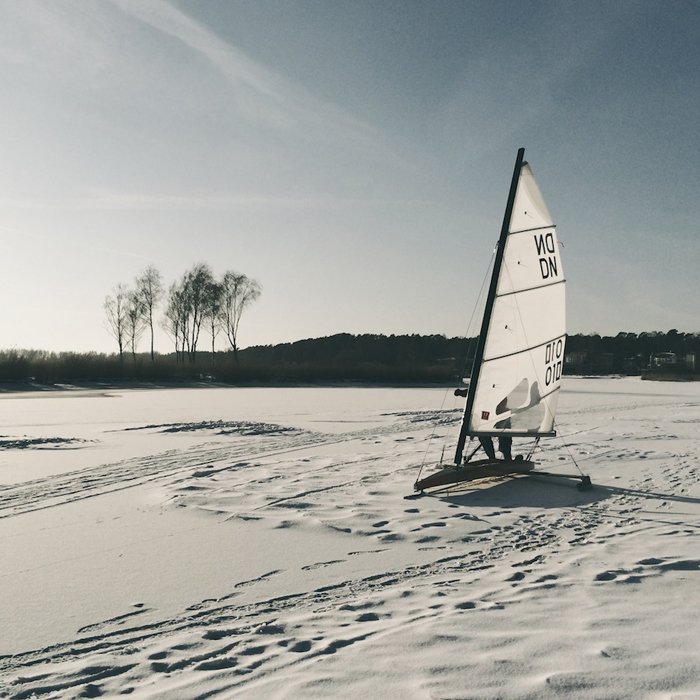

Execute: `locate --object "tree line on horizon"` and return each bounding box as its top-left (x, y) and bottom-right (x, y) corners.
top-left (238, 329), bottom-right (700, 377)
top-left (104, 264), bottom-right (261, 364)
top-left (1, 329), bottom-right (698, 386)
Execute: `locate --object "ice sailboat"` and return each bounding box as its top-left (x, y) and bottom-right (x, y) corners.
top-left (415, 148), bottom-right (590, 492)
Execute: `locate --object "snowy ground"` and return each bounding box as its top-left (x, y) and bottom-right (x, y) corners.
top-left (1, 378), bottom-right (700, 699)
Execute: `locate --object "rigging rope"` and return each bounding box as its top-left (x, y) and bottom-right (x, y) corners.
top-left (553, 418), bottom-right (586, 477)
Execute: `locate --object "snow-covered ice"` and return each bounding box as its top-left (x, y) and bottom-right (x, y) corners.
top-left (1, 378), bottom-right (699, 698)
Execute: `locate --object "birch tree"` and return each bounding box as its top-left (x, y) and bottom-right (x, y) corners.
top-left (163, 282), bottom-right (188, 363)
top-left (135, 265), bottom-right (163, 361)
top-left (203, 280), bottom-right (223, 363)
top-left (163, 264), bottom-right (215, 363)
top-left (104, 284), bottom-right (129, 361)
top-left (182, 263), bottom-right (214, 363)
top-left (125, 290), bottom-right (146, 359)
top-left (221, 271), bottom-right (261, 362)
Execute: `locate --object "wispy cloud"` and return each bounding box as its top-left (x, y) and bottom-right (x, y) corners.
top-left (110, 0), bottom-right (372, 140)
top-left (0, 190), bottom-right (359, 212)
top-left (0, 224), bottom-right (152, 263)
top-left (0, 1), bottom-right (118, 79)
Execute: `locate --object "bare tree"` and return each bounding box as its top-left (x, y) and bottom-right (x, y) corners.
top-left (162, 264), bottom-right (215, 363)
top-left (125, 290), bottom-right (146, 360)
top-left (182, 263), bottom-right (215, 363)
top-left (135, 265), bottom-right (163, 361)
top-left (162, 281), bottom-right (188, 363)
top-left (221, 271), bottom-right (261, 362)
top-left (104, 284), bottom-right (129, 361)
top-left (203, 280), bottom-right (223, 364)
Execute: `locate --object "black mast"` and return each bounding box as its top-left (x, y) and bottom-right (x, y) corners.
top-left (454, 147), bottom-right (525, 465)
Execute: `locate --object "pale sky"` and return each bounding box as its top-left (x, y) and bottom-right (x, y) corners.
top-left (1, 0), bottom-right (698, 354)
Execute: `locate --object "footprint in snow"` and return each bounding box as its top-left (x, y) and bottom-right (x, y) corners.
top-left (301, 559), bottom-right (345, 571)
top-left (595, 569), bottom-right (642, 584)
top-left (506, 571), bottom-right (526, 583)
top-left (195, 657), bottom-right (238, 671)
top-left (356, 612), bottom-right (380, 622)
top-left (240, 644), bottom-right (266, 656)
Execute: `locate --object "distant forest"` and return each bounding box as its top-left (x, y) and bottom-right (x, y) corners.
top-left (1, 330), bottom-right (698, 387)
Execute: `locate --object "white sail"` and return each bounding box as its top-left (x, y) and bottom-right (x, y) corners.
top-left (465, 158), bottom-right (565, 437)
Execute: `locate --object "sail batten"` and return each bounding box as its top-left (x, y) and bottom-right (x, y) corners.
top-left (494, 277), bottom-right (565, 300)
top-left (509, 224), bottom-right (559, 235)
top-left (482, 332), bottom-right (566, 363)
top-left (454, 149), bottom-right (565, 463)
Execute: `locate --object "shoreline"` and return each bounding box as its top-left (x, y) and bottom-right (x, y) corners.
top-left (0, 379), bottom-right (458, 395)
top-left (2, 373), bottom-right (698, 396)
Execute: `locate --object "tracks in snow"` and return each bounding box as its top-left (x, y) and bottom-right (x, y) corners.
top-left (3, 395), bottom-right (700, 698)
top-left (0, 414), bottom-right (449, 520)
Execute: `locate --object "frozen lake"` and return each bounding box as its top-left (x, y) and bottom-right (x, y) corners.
top-left (2, 377), bottom-right (700, 698)
top-left (2, 378), bottom-right (697, 485)
top-left (0, 386), bottom-right (445, 485)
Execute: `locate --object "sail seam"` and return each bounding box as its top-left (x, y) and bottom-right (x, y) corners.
top-left (509, 224), bottom-right (557, 235)
top-left (496, 278), bottom-right (565, 299)
top-left (482, 333), bottom-right (566, 363)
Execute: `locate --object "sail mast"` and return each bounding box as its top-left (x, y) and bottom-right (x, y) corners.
top-left (454, 147), bottom-right (525, 465)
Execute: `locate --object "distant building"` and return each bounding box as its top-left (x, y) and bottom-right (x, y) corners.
top-left (645, 351), bottom-right (697, 377)
top-left (650, 352), bottom-right (677, 367)
top-left (565, 351), bottom-right (587, 370)
top-left (684, 353), bottom-right (697, 371)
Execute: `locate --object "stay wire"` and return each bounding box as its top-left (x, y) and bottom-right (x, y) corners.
top-left (553, 418), bottom-right (586, 477)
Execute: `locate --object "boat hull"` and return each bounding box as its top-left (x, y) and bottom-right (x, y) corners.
top-left (414, 458), bottom-right (535, 492)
